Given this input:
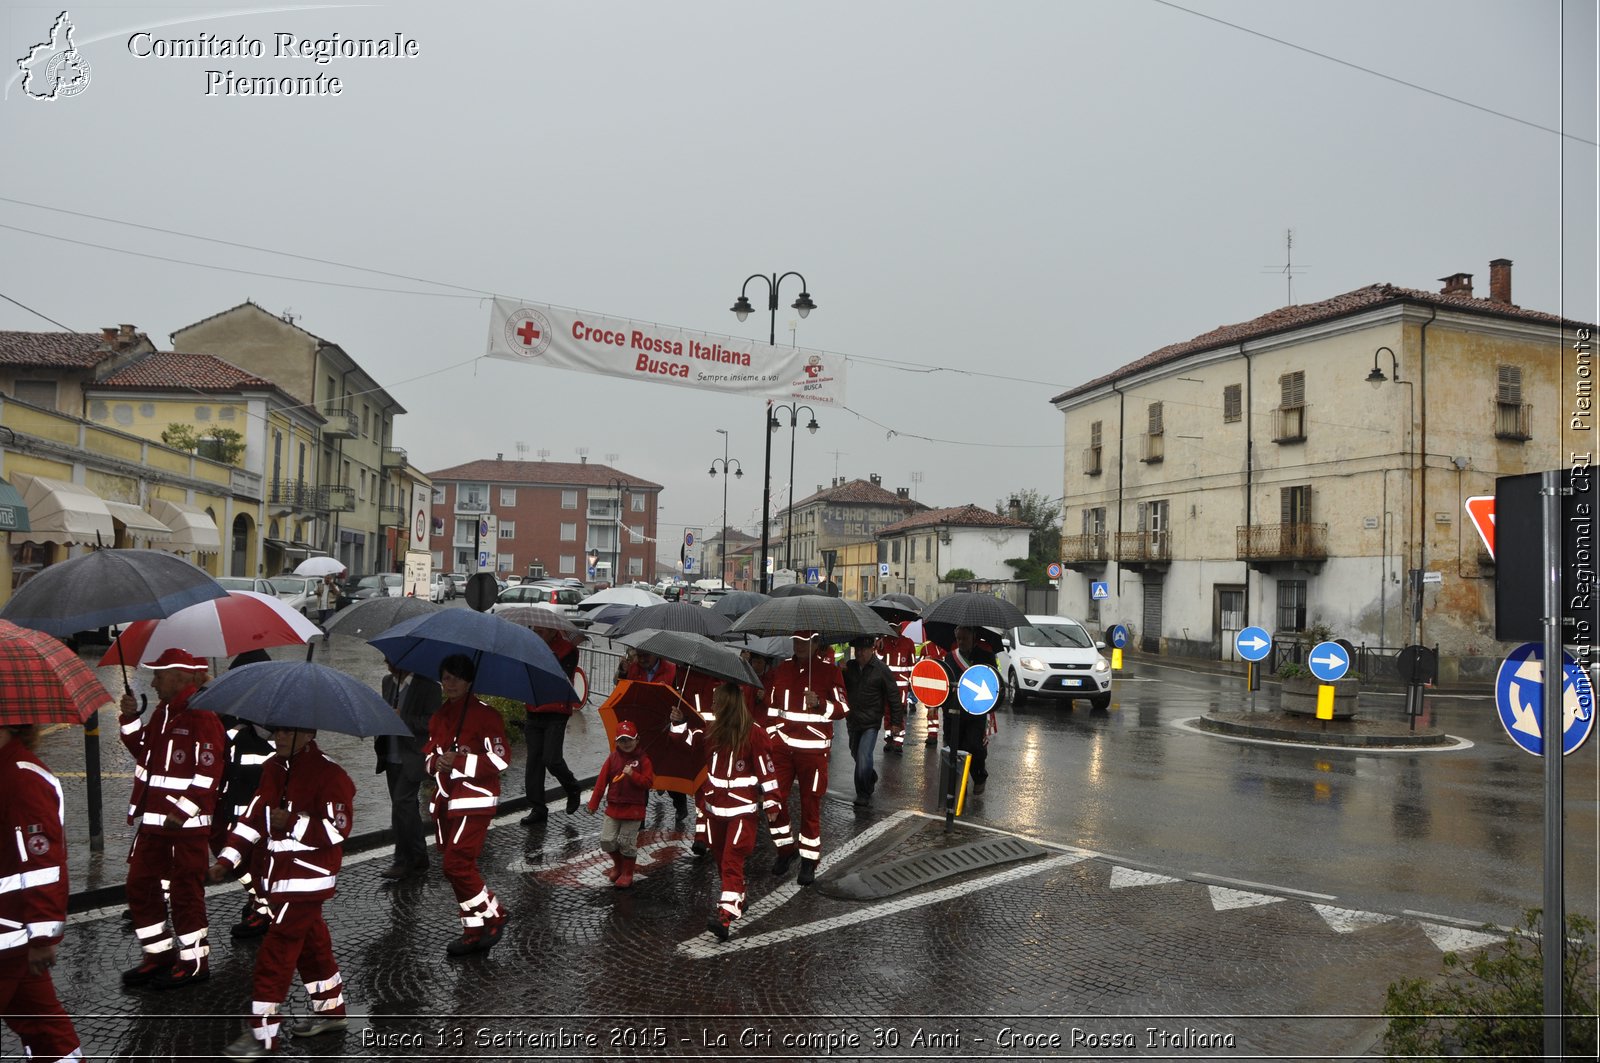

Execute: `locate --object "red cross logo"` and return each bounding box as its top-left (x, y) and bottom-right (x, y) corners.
top-left (503, 308), bottom-right (552, 360)
top-left (516, 320), bottom-right (541, 346)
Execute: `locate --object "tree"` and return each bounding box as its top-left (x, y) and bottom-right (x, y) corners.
top-left (995, 488), bottom-right (1063, 586)
top-left (161, 424), bottom-right (246, 466)
top-left (942, 567), bottom-right (976, 583)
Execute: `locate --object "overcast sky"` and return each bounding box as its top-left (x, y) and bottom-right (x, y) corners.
top-left (2, 0), bottom-right (1593, 567)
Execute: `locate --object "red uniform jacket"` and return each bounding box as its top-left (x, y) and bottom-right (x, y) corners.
top-left (525, 635), bottom-right (580, 717)
top-left (763, 656), bottom-right (848, 752)
top-left (620, 658), bottom-right (677, 686)
top-left (878, 634), bottom-right (917, 695)
top-left (216, 741), bottom-right (353, 904)
top-left (0, 743), bottom-right (67, 953)
top-left (425, 696), bottom-right (510, 817)
top-left (585, 749), bottom-right (655, 820)
top-left (670, 720), bottom-right (779, 819)
top-left (119, 685), bottom-right (225, 836)
top-left (675, 671), bottom-right (721, 723)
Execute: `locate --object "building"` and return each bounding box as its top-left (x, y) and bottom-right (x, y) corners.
top-left (1050, 258), bottom-right (1589, 681)
top-left (771, 475), bottom-right (925, 582)
top-left (426, 458), bottom-right (662, 582)
top-left (0, 326), bottom-right (155, 415)
top-left (700, 526), bottom-right (759, 589)
top-left (871, 504), bottom-right (1031, 601)
top-left (171, 302), bottom-right (406, 575)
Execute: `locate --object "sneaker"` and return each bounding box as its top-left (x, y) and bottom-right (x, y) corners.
top-left (121, 959), bottom-right (171, 988)
top-left (770, 851), bottom-right (796, 878)
top-left (288, 1013), bottom-right (349, 1037)
top-left (150, 964), bottom-right (209, 991)
top-left (797, 858), bottom-right (817, 886)
top-left (222, 1031), bottom-right (271, 1059)
top-left (705, 912), bottom-right (732, 941)
top-left (231, 912), bottom-right (272, 939)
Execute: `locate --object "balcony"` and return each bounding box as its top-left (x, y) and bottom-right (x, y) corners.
top-left (229, 467), bottom-right (263, 501)
top-left (1139, 433), bottom-right (1164, 464)
top-left (381, 446), bottom-right (408, 469)
top-left (1115, 530), bottom-right (1169, 569)
top-left (269, 479), bottom-right (332, 513)
top-left (1272, 405), bottom-right (1307, 444)
top-left (379, 504), bottom-right (404, 527)
top-left (322, 405), bottom-right (358, 437)
top-left (1495, 401), bottom-right (1532, 441)
top-left (1081, 447), bottom-right (1102, 476)
top-left (1236, 522), bottom-right (1328, 568)
top-left (325, 485), bottom-right (356, 512)
top-left (455, 497), bottom-right (489, 514)
top-left (1060, 532), bottom-right (1108, 570)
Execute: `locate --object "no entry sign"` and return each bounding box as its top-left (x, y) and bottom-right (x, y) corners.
top-left (909, 658), bottom-right (950, 707)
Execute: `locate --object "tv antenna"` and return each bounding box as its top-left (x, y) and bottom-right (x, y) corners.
top-left (828, 449), bottom-right (847, 478)
top-left (909, 470), bottom-right (924, 499)
top-left (536, 448), bottom-right (551, 461)
top-left (575, 447), bottom-right (589, 463)
top-left (604, 452), bottom-right (620, 466)
top-left (1261, 228), bottom-right (1308, 304)
top-left (514, 442), bottom-right (529, 460)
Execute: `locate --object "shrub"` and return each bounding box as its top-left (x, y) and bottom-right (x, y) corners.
top-left (1382, 909), bottom-right (1598, 1058)
top-left (1276, 662), bottom-right (1311, 680)
top-left (480, 695), bottom-right (525, 745)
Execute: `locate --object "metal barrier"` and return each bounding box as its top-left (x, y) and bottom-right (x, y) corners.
top-left (578, 642), bottom-right (625, 705)
top-left (1266, 637), bottom-right (1424, 684)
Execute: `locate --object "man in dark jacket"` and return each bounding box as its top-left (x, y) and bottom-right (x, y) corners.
top-left (842, 637), bottom-right (901, 806)
top-left (376, 661), bottom-right (441, 880)
top-left (943, 626), bottom-right (999, 796)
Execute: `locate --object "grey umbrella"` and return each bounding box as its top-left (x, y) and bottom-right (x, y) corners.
top-left (728, 594), bottom-right (893, 641)
top-left (921, 592), bottom-right (1030, 648)
top-left (190, 661), bottom-right (409, 737)
top-left (0, 548), bottom-right (228, 636)
top-left (767, 582), bottom-right (822, 598)
top-left (494, 604), bottom-right (581, 640)
top-left (718, 634), bottom-right (795, 661)
top-left (708, 590), bottom-right (769, 619)
top-left (616, 629), bottom-right (761, 687)
top-left (866, 594), bottom-right (925, 623)
top-left (322, 595), bottom-right (441, 640)
top-left (606, 602), bottom-right (732, 639)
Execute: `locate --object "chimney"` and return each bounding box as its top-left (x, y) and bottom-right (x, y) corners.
top-left (869, 473), bottom-right (882, 486)
top-left (1489, 258), bottom-right (1513, 304)
top-left (1439, 272), bottom-right (1473, 297)
top-left (1007, 496), bottom-right (1022, 521)
top-left (496, 452), bottom-right (503, 462)
top-left (101, 327), bottom-right (117, 346)
top-left (896, 487), bottom-right (910, 500)
top-left (579, 455), bottom-right (587, 464)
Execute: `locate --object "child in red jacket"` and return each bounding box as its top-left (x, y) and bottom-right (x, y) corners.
top-left (585, 721), bottom-right (655, 889)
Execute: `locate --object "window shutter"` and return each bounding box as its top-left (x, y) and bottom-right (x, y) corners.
top-left (1497, 365), bottom-right (1522, 403)
top-left (1280, 371), bottom-right (1305, 408)
top-left (1148, 402), bottom-right (1164, 434)
top-left (1090, 420), bottom-right (1102, 447)
top-left (1223, 384), bottom-right (1241, 422)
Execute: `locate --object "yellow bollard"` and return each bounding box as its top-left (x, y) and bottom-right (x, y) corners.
top-left (954, 752), bottom-right (973, 816)
top-left (1111, 647), bottom-right (1123, 671)
top-left (1316, 683), bottom-right (1335, 720)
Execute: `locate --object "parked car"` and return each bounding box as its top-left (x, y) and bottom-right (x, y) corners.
top-left (661, 584), bottom-right (684, 602)
top-left (217, 576), bottom-right (277, 597)
top-left (490, 582), bottom-right (586, 616)
top-left (348, 573), bottom-right (404, 603)
top-left (429, 573), bottom-right (456, 602)
top-left (266, 576), bottom-right (320, 616)
top-left (446, 572), bottom-right (469, 596)
top-left (699, 587), bottom-right (734, 608)
top-left (995, 614), bottom-right (1113, 709)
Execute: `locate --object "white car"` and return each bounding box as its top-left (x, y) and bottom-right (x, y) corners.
top-left (490, 582), bottom-right (585, 616)
top-left (428, 573), bottom-right (456, 602)
top-left (995, 614), bottom-right (1113, 709)
top-left (266, 576), bottom-right (320, 616)
top-left (217, 576), bottom-right (276, 597)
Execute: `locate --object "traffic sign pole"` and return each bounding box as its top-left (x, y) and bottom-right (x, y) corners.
top-left (1539, 469), bottom-right (1562, 1056)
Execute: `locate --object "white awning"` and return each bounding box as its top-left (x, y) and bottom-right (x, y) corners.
top-left (9, 473), bottom-right (115, 546)
top-left (150, 498), bottom-right (222, 554)
top-left (103, 501), bottom-right (174, 544)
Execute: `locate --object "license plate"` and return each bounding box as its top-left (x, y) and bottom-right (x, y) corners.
top-left (1062, 678), bottom-right (1082, 687)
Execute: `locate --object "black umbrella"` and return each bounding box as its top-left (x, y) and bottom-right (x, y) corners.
top-left (0, 548), bottom-right (228, 636)
top-left (708, 590), bottom-right (769, 620)
top-left (190, 661), bottom-right (410, 737)
top-left (768, 583), bottom-right (822, 598)
top-left (921, 592), bottom-right (1029, 648)
top-left (729, 594), bottom-right (892, 641)
top-left (865, 595), bottom-right (924, 623)
top-left (616, 629), bottom-right (760, 687)
top-left (606, 602), bottom-right (732, 639)
top-left (720, 634), bottom-right (795, 661)
top-left (321, 595), bottom-right (442, 640)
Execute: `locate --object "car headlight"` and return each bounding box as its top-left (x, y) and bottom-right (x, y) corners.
top-left (1018, 657), bottom-right (1047, 672)
top-left (1091, 658), bottom-right (1110, 674)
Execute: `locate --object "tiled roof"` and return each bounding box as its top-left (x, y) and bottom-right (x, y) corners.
top-left (0, 331), bottom-right (110, 368)
top-left (876, 504), bottom-right (1030, 536)
top-left (426, 460), bottom-right (663, 491)
top-left (1052, 282), bottom-right (1596, 403)
top-left (789, 478), bottom-right (922, 510)
top-left (94, 352), bottom-right (278, 391)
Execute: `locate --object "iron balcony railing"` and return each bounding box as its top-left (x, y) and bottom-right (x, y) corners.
top-left (269, 479), bottom-right (335, 512)
top-left (321, 405), bottom-right (358, 437)
top-left (1236, 521), bottom-right (1328, 561)
top-left (1115, 530), bottom-right (1169, 563)
top-left (1060, 532), bottom-right (1109, 564)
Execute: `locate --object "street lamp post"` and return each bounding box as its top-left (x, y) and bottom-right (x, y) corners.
top-left (1365, 345), bottom-right (1418, 648)
top-left (731, 271), bottom-right (816, 591)
top-left (709, 429), bottom-right (743, 590)
top-left (770, 403), bottom-right (819, 578)
top-left (606, 477), bottom-right (629, 587)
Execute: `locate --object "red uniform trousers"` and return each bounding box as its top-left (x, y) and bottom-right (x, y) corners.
top-left (707, 814), bottom-right (758, 920)
top-left (127, 831), bottom-right (211, 975)
top-left (0, 950), bottom-right (80, 1060)
top-left (247, 899), bottom-right (345, 1051)
top-left (767, 744), bottom-right (829, 862)
top-left (437, 814), bottom-right (501, 929)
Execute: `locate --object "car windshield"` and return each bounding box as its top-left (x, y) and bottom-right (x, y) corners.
top-left (1016, 622), bottom-right (1094, 649)
top-left (268, 578), bottom-right (308, 594)
top-left (216, 578), bottom-right (255, 591)
top-left (356, 576), bottom-right (386, 589)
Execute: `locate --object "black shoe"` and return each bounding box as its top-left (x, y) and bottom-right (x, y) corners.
top-left (690, 840), bottom-right (709, 857)
top-left (230, 912), bottom-right (271, 939)
top-left (706, 912), bottom-right (731, 941)
top-left (121, 960), bottom-right (171, 988)
top-left (565, 788), bottom-right (582, 815)
top-left (521, 808), bottom-right (548, 826)
top-left (150, 964), bottom-right (209, 991)
top-left (771, 851), bottom-right (797, 878)
top-left (924, 736), bottom-right (938, 746)
top-left (446, 931), bottom-right (485, 957)
top-left (480, 916), bottom-right (507, 952)
top-left (973, 781), bottom-right (986, 796)
top-left (797, 858), bottom-right (817, 886)
top-left (852, 793), bottom-right (869, 807)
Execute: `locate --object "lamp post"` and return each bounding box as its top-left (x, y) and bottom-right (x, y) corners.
top-left (1365, 346), bottom-right (1418, 648)
top-left (770, 403), bottom-right (819, 578)
top-left (709, 429), bottom-right (743, 589)
top-left (606, 477), bottom-right (629, 587)
top-left (730, 271), bottom-right (816, 591)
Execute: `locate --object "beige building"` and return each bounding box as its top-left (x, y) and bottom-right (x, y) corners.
top-left (771, 475), bottom-right (924, 582)
top-left (875, 504), bottom-right (1031, 601)
top-left (1051, 259), bottom-right (1589, 682)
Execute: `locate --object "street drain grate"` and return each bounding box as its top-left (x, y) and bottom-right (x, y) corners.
top-left (826, 836), bottom-right (1049, 901)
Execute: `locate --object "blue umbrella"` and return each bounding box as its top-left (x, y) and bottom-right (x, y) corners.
top-left (190, 661), bottom-right (409, 737)
top-left (368, 608), bottom-right (576, 705)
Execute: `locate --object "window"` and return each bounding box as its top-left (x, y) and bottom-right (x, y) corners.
top-left (909, 538), bottom-right (916, 563)
top-left (458, 483), bottom-right (488, 511)
top-left (632, 494), bottom-right (645, 512)
top-left (358, 470), bottom-right (366, 499)
top-left (1274, 371), bottom-right (1307, 443)
top-left (497, 552), bottom-right (515, 571)
top-left (560, 522), bottom-right (577, 541)
top-left (1141, 402), bottom-right (1164, 463)
top-left (499, 488), bottom-right (517, 507)
top-left (561, 489), bottom-right (578, 509)
top-left (559, 555), bottom-right (576, 575)
top-left (361, 405), bottom-right (370, 437)
top-left (1495, 364), bottom-right (1531, 440)
top-left (1223, 384), bottom-right (1242, 423)
top-left (1135, 499), bottom-right (1169, 560)
top-left (628, 557), bottom-right (644, 576)
top-left (1084, 419), bottom-right (1103, 476)
top-left (499, 522), bottom-right (516, 538)
top-left (1280, 371), bottom-right (1305, 408)
top-left (432, 485), bottom-right (445, 504)
top-left (630, 526), bottom-right (643, 544)
top-left (453, 518), bottom-right (476, 545)
top-left (926, 535), bottom-right (935, 558)
top-left (13, 379), bottom-right (56, 407)
top-left (1276, 580), bottom-right (1308, 632)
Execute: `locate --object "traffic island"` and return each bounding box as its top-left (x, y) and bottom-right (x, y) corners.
top-left (1195, 709), bottom-right (1455, 748)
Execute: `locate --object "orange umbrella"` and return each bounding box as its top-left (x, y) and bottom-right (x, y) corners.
top-left (596, 680), bottom-right (706, 795)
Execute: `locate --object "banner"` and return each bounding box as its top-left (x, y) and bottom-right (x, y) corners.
top-left (486, 296), bottom-right (846, 405)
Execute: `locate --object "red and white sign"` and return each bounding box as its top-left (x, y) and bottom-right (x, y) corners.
top-left (910, 658), bottom-right (950, 707)
top-left (1465, 496), bottom-right (1495, 559)
top-left (487, 296), bottom-right (846, 404)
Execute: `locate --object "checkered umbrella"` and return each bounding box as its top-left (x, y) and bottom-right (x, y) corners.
top-left (729, 594), bottom-right (892, 641)
top-left (0, 620), bottom-right (115, 725)
top-left (606, 602), bottom-right (731, 640)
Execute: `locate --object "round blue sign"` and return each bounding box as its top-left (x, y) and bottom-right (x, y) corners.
top-left (1235, 626), bottom-right (1272, 663)
top-left (955, 664), bottom-right (1001, 715)
top-left (1306, 641), bottom-right (1350, 683)
top-left (1109, 625), bottom-right (1129, 648)
top-left (1494, 643), bottom-right (1596, 757)
top-left (1046, 562), bottom-right (1062, 579)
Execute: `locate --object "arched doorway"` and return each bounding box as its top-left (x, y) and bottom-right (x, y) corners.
top-left (231, 512), bottom-right (256, 577)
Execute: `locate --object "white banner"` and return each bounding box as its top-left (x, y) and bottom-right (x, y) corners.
top-left (486, 296), bottom-right (846, 405)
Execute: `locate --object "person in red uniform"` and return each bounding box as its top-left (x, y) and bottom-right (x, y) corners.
top-left (673, 667), bottom-right (719, 850)
top-left (762, 631), bottom-right (848, 885)
top-left (670, 683), bottom-right (779, 940)
top-left (877, 622), bottom-right (917, 755)
top-left (209, 727), bottom-right (354, 1059)
top-left (521, 629), bottom-right (583, 826)
top-left (0, 723), bottom-right (81, 1061)
top-left (584, 721), bottom-right (654, 889)
top-left (613, 648), bottom-right (685, 823)
top-left (118, 647), bottom-right (226, 991)
top-left (216, 649), bottom-right (275, 939)
top-left (426, 654), bottom-right (510, 957)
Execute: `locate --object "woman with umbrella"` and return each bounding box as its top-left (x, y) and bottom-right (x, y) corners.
top-left (425, 654), bottom-right (511, 957)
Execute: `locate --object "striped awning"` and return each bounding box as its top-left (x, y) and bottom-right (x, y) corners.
top-left (8, 473), bottom-right (113, 546)
top-left (0, 476), bottom-right (28, 533)
top-left (150, 498), bottom-right (222, 554)
top-left (102, 501), bottom-right (173, 544)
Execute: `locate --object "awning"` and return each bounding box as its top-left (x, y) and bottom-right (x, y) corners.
top-left (9, 472), bottom-right (113, 545)
top-left (102, 501), bottom-right (173, 544)
top-left (263, 537), bottom-right (292, 552)
top-left (289, 541), bottom-right (316, 555)
top-left (149, 498), bottom-right (222, 554)
top-left (0, 476), bottom-right (29, 533)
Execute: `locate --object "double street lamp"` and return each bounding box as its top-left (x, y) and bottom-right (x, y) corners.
top-left (771, 403), bottom-right (819, 576)
top-left (606, 477), bottom-right (629, 586)
top-left (709, 428), bottom-right (743, 589)
top-left (730, 271), bottom-right (817, 591)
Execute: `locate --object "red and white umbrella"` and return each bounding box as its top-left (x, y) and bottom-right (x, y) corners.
top-left (99, 591), bottom-right (321, 667)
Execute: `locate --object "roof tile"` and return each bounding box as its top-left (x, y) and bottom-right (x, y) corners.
top-left (426, 460), bottom-right (664, 491)
top-left (0, 331), bottom-right (110, 368)
top-left (95, 351), bottom-right (278, 391)
top-left (876, 504), bottom-right (1030, 535)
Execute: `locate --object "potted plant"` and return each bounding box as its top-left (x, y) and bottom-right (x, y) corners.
top-left (1277, 626), bottom-right (1361, 717)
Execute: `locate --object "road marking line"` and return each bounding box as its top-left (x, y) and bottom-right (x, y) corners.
top-left (1108, 866), bottom-right (1183, 889)
top-left (737, 810), bottom-right (918, 929)
top-left (1191, 872), bottom-right (1336, 900)
top-left (1419, 923), bottom-right (1503, 953)
top-left (1312, 903), bottom-right (1395, 933)
top-left (1207, 885), bottom-right (1283, 911)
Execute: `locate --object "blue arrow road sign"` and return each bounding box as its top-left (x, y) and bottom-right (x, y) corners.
top-left (1494, 643), bottom-right (1596, 757)
top-left (1306, 641), bottom-right (1349, 683)
top-left (1090, 581), bottom-right (1109, 600)
top-left (956, 664), bottom-right (1000, 715)
top-left (1235, 626), bottom-right (1272, 662)
top-left (1109, 624), bottom-right (1128, 648)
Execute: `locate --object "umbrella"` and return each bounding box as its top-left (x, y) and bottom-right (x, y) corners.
top-left (606, 602), bottom-right (732, 639)
top-left (0, 548), bottom-right (228, 637)
top-left (0, 620), bottom-right (116, 725)
top-left (595, 680), bottom-right (704, 795)
top-left (368, 608), bottom-right (576, 705)
top-left (494, 604), bottom-right (581, 640)
top-left (579, 586), bottom-right (667, 610)
top-left (901, 618), bottom-right (926, 644)
top-left (921, 592), bottom-right (1030, 648)
top-left (616, 629), bottom-right (760, 687)
top-left (292, 556), bottom-right (346, 578)
top-left (767, 583), bottom-right (821, 598)
top-left (708, 590), bottom-right (768, 619)
top-left (866, 595), bottom-right (924, 623)
top-left (574, 603), bottom-right (638, 632)
top-left (98, 591), bottom-right (320, 667)
top-left (322, 595), bottom-right (441, 640)
top-left (729, 594), bottom-right (893, 641)
top-left (872, 592), bottom-right (927, 614)
top-left (189, 661), bottom-right (409, 737)
top-left (721, 634), bottom-right (795, 662)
